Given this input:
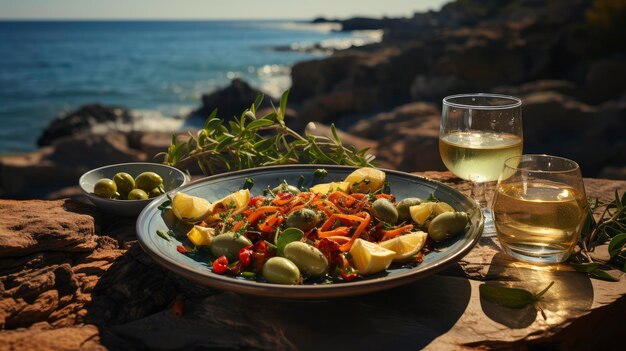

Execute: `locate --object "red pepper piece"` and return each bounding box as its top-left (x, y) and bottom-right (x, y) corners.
top-left (176, 245), bottom-right (188, 254)
top-left (212, 255), bottom-right (228, 274)
top-left (340, 268), bottom-right (358, 282)
top-left (239, 246), bottom-right (253, 268)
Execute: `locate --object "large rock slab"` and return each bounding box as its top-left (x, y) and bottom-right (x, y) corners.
top-left (0, 199), bottom-right (97, 257)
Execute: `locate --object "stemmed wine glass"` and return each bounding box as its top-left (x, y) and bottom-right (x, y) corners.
top-left (439, 93), bottom-right (523, 236)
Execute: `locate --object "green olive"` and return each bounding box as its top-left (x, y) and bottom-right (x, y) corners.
top-left (135, 172), bottom-right (163, 192)
top-left (396, 197), bottom-right (422, 222)
top-left (286, 209), bottom-right (320, 232)
top-left (428, 211), bottom-right (470, 242)
top-left (94, 178), bottom-right (117, 198)
top-left (113, 172), bottom-right (135, 196)
top-left (262, 257), bottom-right (301, 285)
top-left (371, 198), bottom-right (398, 224)
top-left (148, 187), bottom-right (163, 198)
top-left (283, 241), bottom-right (328, 277)
top-left (127, 188), bottom-right (149, 200)
top-left (210, 232), bottom-right (253, 261)
top-left (272, 183), bottom-right (301, 195)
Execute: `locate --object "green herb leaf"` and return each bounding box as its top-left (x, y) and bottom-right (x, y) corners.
top-left (330, 123), bottom-right (341, 144)
top-left (533, 281), bottom-right (554, 299)
top-left (426, 194), bottom-right (439, 202)
top-left (240, 271), bottom-right (256, 279)
top-left (242, 177), bottom-right (254, 190)
top-left (158, 200), bottom-right (172, 211)
top-left (571, 262), bottom-right (619, 281)
top-left (608, 233), bottom-right (626, 257)
top-left (570, 262), bottom-right (601, 273)
top-left (276, 228), bottom-right (304, 256)
top-left (587, 269), bottom-right (619, 282)
top-left (314, 168), bottom-right (328, 179)
top-left (479, 282), bottom-right (554, 309)
top-left (278, 89), bottom-right (289, 123)
top-left (479, 284), bottom-right (536, 308)
top-left (156, 229), bottom-right (170, 241)
top-left (247, 119), bottom-right (274, 130)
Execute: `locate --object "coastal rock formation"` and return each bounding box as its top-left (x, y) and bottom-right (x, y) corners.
top-left (190, 78), bottom-right (274, 120)
top-left (0, 132), bottom-right (146, 199)
top-left (37, 104), bottom-right (134, 147)
top-left (348, 102), bottom-right (444, 172)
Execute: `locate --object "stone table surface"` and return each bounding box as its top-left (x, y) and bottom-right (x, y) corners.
top-left (1, 171), bottom-right (625, 350)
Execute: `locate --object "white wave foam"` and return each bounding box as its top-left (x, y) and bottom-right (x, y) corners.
top-left (88, 108), bottom-right (189, 135)
top-left (261, 21), bottom-right (342, 33)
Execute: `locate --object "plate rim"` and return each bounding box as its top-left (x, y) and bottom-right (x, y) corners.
top-left (136, 164), bottom-right (483, 298)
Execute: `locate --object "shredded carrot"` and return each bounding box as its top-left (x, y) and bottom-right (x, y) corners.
top-left (259, 212), bottom-right (281, 232)
top-left (247, 206), bottom-right (280, 225)
top-left (339, 212), bottom-right (371, 252)
top-left (317, 226), bottom-right (351, 238)
top-left (328, 191), bottom-right (357, 207)
top-left (380, 224), bottom-right (414, 241)
top-left (232, 220), bottom-right (246, 233)
top-left (287, 193), bottom-right (321, 214)
top-left (326, 236), bottom-right (350, 245)
top-left (320, 213), bottom-right (366, 231)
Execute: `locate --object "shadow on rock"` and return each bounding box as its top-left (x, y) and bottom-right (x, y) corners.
top-left (480, 253), bottom-right (593, 329)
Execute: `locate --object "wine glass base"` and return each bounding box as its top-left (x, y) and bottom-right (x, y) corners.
top-left (481, 207), bottom-right (497, 237)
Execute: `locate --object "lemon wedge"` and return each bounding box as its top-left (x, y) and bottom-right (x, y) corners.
top-left (171, 193), bottom-right (212, 223)
top-left (344, 167), bottom-right (386, 193)
top-left (186, 225), bottom-right (215, 247)
top-left (349, 238), bottom-right (395, 275)
top-left (378, 231), bottom-right (427, 262)
top-left (309, 181), bottom-right (351, 195)
top-left (409, 202), bottom-right (454, 225)
top-left (211, 189), bottom-right (250, 214)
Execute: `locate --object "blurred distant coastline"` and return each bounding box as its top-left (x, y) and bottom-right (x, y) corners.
top-left (1, 0), bottom-right (625, 199)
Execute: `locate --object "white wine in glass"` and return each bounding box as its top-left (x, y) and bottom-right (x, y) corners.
top-left (439, 94), bottom-right (523, 237)
top-left (493, 155), bottom-right (587, 263)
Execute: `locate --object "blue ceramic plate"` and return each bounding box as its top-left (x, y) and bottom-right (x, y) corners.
top-left (136, 165), bottom-right (483, 299)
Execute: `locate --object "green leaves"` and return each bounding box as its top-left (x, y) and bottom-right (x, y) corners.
top-left (575, 190), bottom-right (626, 275)
top-left (275, 228), bottom-right (303, 256)
top-left (160, 91), bottom-right (375, 174)
top-left (570, 262), bottom-right (619, 281)
top-left (479, 281), bottom-right (554, 309)
top-left (156, 229), bottom-right (171, 241)
top-left (608, 233), bottom-right (626, 257)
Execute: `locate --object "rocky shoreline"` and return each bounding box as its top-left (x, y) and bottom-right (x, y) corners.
top-left (1, 0), bottom-right (625, 200)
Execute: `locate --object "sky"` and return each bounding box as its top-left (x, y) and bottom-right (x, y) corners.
top-left (0, 0), bottom-right (449, 20)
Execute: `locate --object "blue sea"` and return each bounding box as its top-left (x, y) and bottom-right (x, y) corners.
top-left (0, 20), bottom-right (380, 154)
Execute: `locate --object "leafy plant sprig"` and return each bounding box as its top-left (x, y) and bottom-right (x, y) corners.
top-left (572, 190), bottom-right (626, 279)
top-left (158, 90), bottom-right (375, 175)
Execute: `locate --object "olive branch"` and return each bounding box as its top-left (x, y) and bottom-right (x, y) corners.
top-left (157, 90), bottom-right (375, 175)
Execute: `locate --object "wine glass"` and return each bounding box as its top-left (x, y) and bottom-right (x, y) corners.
top-left (493, 155), bottom-right (587, 263)
top-left (439, 93), bottom-right (523, 237)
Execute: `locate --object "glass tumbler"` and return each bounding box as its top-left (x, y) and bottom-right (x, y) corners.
top-left (493, 154), bottom-right (587, 263)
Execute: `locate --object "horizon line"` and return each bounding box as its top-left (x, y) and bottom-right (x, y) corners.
top-left (0, 14), bottom-right (409, 22)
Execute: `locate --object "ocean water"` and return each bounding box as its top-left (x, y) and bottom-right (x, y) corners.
top-left (0, 20), bottom-right (380, 154)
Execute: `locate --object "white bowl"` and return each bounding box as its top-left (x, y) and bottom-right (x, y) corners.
top-left (79, 162), bottom-right (188, 216)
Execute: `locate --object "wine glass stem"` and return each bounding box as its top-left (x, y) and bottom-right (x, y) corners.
top-left (471, 181), bottom-right (496, 237)
top-left (470, 181), bottom-right (487, 207)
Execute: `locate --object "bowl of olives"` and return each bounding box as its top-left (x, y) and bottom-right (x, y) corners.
top-left (79, 162), bottom-right (188, 216)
